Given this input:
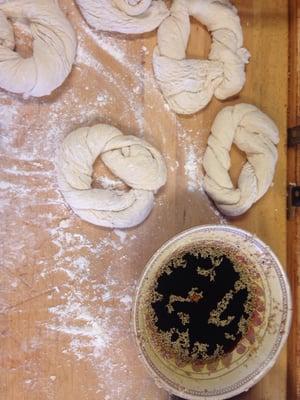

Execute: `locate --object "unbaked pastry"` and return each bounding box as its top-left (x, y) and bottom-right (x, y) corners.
top-left (0, 0), bottom-right (76, 97)
top-left (153, 0), bottom-right (250, 115)
top-left (57, 124), bottom-right (167, 228)
top-left (203, 104), bottom-right (279, 217)
top-left (75, 0), bottom-right (169, 34)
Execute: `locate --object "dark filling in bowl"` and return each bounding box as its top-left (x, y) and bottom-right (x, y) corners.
top-left (149, 247), bottom-right (253, 364)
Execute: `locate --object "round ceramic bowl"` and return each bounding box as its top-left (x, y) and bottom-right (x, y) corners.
top-left (133, 225), bottom-right (292, 400)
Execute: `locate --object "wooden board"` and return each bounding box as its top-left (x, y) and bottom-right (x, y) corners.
top-left (0, 1), bottom-right (289, 399)
top-left (287, 1), bottom-right (300, 399)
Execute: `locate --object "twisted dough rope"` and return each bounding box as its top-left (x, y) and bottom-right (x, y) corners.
top-left (153, 0), bottom-right (250, 115)
top-left (203, 104), bottom-right (279, 217)
top-left (75, 0), bottom-right (169, 34)
top-left (57, 124), bottom-right (167, 229)
top-left (0, 0), bottom-right (76, 97)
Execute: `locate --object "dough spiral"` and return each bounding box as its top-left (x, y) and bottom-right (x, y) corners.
top-left (0, 0), bottom-right (77, 97)
top-left (153, 0), bottom-right (250, 115)
top-left (75, 0), bottom-right (169, 34)
top-left (203, 104), bottom-right (279, 217)
top-left (57, 124), bottom-right (167, 229)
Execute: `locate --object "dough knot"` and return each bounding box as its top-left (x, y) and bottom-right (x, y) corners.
top-left (153, 0), bottom-right (250, 114)
top-left (0, 0), bottom-right (77, 97)
top-left (203, 103), bottom-right (279, 216)
top-left (75, 0), bottom-right (169, 34)
top-left (57, 124), bottom-right (167, 228)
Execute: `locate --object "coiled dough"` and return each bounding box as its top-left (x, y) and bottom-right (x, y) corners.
top-left (75, 0), bottom-right (169, 34)
top-left (203, 104), bottom-right (279, 217)
top-left (153, 0), bottom-right (250, 115)
top-left (57, 124), bottom-right (167, 228)
top-left (0, 0), bottom-right (77, 97)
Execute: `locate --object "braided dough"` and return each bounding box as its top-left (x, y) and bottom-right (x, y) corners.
top-left (58, 124), bottom-right (167, 229)
top-left (203, 104), bottom-right (279, 217)
top-left (153, 0), bottom-right (250, 115)
top-left (75, 0), bottom-right (169, 34)
top-left (0, 0), bottom-right (76, 97)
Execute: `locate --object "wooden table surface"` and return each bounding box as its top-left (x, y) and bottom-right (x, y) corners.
top-left (0, 1), bottom-right (289, 399)
top-left (287, 1), bottom-right (300, 399)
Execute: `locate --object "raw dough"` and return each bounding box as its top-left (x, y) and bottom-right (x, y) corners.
top-left (153, 0), bottom-right (250, 115)
top-left (203, 104), bottom-right (279, 217)
top-left (57, 124), bottom-right (167, 228)
top-left (0, 0), bottom-right (77, 97)
top-left (75, 0), bottom-right (169, 34)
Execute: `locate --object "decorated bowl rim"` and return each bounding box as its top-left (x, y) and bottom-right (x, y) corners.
top-left (132, 224), bottom-right (292, 400)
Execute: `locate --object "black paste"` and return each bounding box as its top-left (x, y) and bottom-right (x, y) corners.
top-left (150, 249), bottom-right (253, 362)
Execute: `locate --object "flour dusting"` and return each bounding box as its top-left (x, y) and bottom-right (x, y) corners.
top-left (98, 176), bottom-right (124, 189)
top-left (114, 229), bottom-right (127, 243)
top-left (48, 294), bottom-right (112, 360)
top-left (0, 6), bottom-right (225, 399)
top-left (184, 144), bottom-right (202, 192)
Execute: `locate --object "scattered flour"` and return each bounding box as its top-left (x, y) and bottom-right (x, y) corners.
top-left (184, 144), bottom-right (202, 192)
top-left (48, 296), bottom-right (112, 360)
top-left (98, 176), bottom-right (123, 189)
top-left (141, 45), bottom-right (149, 55)
top-left (97, 93), bottom-right (109, 106)
top-left (120, 294), bottom-right (133, 310)
top-left (80, 22), bottom-right (127, 64)
top-left (0, 101), bottom-right (19, 130)
top-left (114, 229), bottom-right (127, 244)
top-left (0, 10), bottom-right (226, 399)
top-left (41, 217), bottom-right (139, 392)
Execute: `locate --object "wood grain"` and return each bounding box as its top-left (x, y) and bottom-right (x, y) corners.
top-left (0, 1), bottom-right (289, 399)
top-left (287, 1), bottom-right (300, 399)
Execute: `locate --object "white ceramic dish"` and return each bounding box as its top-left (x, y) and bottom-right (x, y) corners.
top-left (133, 225), bottom-right (292, 400)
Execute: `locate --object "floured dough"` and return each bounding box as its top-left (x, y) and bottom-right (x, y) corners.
top-left (75, 0), bottom-right (169, 34)
top-left (0, 0), bottom-right (77, 97)
top-left (57, 124), bottom-right (167, 228)
top-left (203, 104), bottom-right (279, 217)
top-left (153, 0), bottom-right (250, 114)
